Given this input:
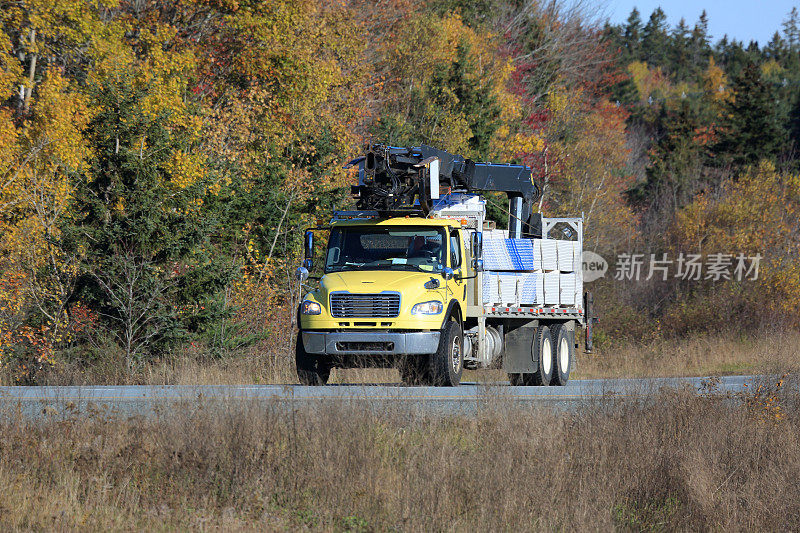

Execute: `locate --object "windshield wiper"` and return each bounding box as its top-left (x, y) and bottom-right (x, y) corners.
top-left (328, 262), bottom-right (439, 273)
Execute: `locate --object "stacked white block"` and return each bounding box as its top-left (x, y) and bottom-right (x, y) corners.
top-left (483, 239), bottom-right (539, 271)
top-left (543, 271), bottom-right (560, 304)
top-left (572, 241), bottom-right (582, 272)
top-left (575, 272), bottom-right (583, 308)
top-left (557, 240), bottom-right (573, 272)
top-left (539, 239), bottom-right (558, 271)
top-left (482, 272), bottom-right (541, 305)
top-left (559, 273), bottom-right (576, 305)
top-left (483, 240), bottom-right (514, 270)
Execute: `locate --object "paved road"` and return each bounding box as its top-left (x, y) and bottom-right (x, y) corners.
top-left (0, 375), bottom-right (757, 417)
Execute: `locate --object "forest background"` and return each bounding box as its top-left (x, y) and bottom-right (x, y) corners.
top-left (1, 0), bottom-right (799, 383)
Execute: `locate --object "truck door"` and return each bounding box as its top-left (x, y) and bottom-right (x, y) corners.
top-left (449, 228), bottom-right (466, 304)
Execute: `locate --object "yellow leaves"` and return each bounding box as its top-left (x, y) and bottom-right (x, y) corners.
top-left (0, 31), bottom-right (22, 101)
top-left (671, 161), bottom-right (800, 324)
top-left (760, 59), bottom-right (784, 79)
top-left (501, 131), bottom-right (545, 158)
top-left (627, 61), bottom-right (671, 101)
top-left (744, 374), bottom-right (789, 424)
top-left (702, 57), bottom-right (731, 105)
top-left (29, 70), bottom-right (93, 173)
top-left (166, 150), bottom-right (206, 190)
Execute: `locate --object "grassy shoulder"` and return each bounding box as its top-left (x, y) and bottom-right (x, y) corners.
top-left (3, 330), bottom-right (797, 386)
top-left (0, 380), bottom-right (797, 531)
top-left (575, 330), bottom-right (799, 380)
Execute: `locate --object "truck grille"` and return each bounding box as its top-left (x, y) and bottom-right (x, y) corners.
top-left (330, 293), bottom-right (400, 318)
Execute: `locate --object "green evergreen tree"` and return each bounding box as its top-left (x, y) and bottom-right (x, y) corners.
top-left (782, 7), bottom-right (800, 51)
top-left (670, 18), bottom-right (692, 80)
top-left (641, 8), bottom-right (669, 67)
top-left (623, 8), bottom-right (643, 61)
top-left (627, 99), bottom-right (713, 221)
top-left (64, 71), bottom-right (230, 366)
top-left (715, 61), bottom-right (788, 167)
top-left (690, 11), bottom-right (711, 69)
top-left (714, 37), bottom-right (749, 79)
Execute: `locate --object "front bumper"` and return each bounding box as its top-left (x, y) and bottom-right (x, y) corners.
top-left (302, 331), bottom-right (440, 355)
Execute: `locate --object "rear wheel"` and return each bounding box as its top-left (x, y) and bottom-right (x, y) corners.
top-left (295, 333), bottom-right (331, 386)
top-left (529, 325), bottom-right (553, 386)
top-left (428, 320), bottom-right (463, 386)
top-left (550, 323), bottom-right (572, 386)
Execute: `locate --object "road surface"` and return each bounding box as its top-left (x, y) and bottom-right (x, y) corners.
top-left (0, 375), bottom-right (757, 417)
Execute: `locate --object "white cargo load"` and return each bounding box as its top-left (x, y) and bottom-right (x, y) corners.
top-left (482, 272), bottom-right (541, 305)
top-left (540, 239), bottom-right (558, 271)
top-left (480, 216), bottom-right (583, 309)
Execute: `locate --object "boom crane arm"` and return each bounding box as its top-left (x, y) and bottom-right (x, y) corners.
top-left (346, 144), bottom-right (541, 235)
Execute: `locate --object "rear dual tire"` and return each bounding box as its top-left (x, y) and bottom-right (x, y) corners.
top-left (508, 324), bottom-right (571, 386)
top-left (549, 323), bottom-right (572, 386)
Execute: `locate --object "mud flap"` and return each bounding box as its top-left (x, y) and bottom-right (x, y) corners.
top-left (501, 325), bottom-right (537, 374)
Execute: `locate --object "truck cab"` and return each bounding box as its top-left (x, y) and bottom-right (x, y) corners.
top-left (297, 215), bottom-right (472, 386)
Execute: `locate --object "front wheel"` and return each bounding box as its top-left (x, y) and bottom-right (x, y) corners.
top-left (428, 321), bottom-right (463, 386)
top-left (295, 333), bottom-right (331, 386)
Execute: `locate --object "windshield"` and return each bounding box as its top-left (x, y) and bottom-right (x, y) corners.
top-left (325, 226), bottom-right (447, 273)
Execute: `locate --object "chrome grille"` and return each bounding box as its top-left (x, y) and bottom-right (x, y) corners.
top-left (330, 293), bottom-right (400, 318)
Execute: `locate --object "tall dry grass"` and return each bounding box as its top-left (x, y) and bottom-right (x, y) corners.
top-left (4, 329), bottom-right (798, 386)
top-left (577, 329), bottom-right (800, 379)
top-left (0, 379), bottom-right (798, 531)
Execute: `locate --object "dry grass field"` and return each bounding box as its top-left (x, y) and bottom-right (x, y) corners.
top-left (16, 329), bottom-right (798, 386)
top-left (0, 376), bottom-right (797, 531)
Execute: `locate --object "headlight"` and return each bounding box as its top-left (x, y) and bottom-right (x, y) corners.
top-left (411, 300), bottom-right (443, 315)
top-left (301, 300), bottom-right (322, 315)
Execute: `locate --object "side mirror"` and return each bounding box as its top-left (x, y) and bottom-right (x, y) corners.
top-left (303, 231), bottom-right (314, 270)
top-left (295, 266), bottom-right (309, 282)
top-left (471, 232), bottom-right (483, 271)
top-left (442, 267), bottom-right (454, 280)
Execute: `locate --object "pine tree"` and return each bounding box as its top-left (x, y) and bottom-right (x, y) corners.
top-left (690, 11), bottom-right (711, 69)
top-left (641, 8), bottom-right (669, 67)
top-left (623, 8), bottom-right (643, 61)
top-left (716, 61), bottom-right (788, 167)
top-left (670, 18), bottom-right (692, 80)
top-left (64, 71), bottom-right (229, 366)
top-left (783, 7), bottom-right (800, 51)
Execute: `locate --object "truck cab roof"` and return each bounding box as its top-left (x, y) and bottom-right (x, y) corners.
top-left (331, 215), bottom-right (462, 229)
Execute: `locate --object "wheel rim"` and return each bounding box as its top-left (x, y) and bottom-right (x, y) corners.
top-left (542, 337), bottom-right (552, 374)
top-left (451, 335), bottom-right (461, 373)
top-left (559, 336), bottom-right (569, 374)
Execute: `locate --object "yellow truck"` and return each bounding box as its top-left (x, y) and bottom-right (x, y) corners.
top-left (295, 145), bottom-right (593, 386)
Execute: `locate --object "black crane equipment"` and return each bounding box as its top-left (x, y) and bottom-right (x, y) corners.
top-left (345, 144), bottom-right (542, 237)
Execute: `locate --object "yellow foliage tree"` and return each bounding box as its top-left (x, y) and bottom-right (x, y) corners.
top-left (670, 161), bottom-right (800, 326)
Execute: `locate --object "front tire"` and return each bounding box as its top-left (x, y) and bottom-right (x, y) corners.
top-left (429, 321), bottom-right (463, 386)
top-left (295, 333), bottom-right (331, 386)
